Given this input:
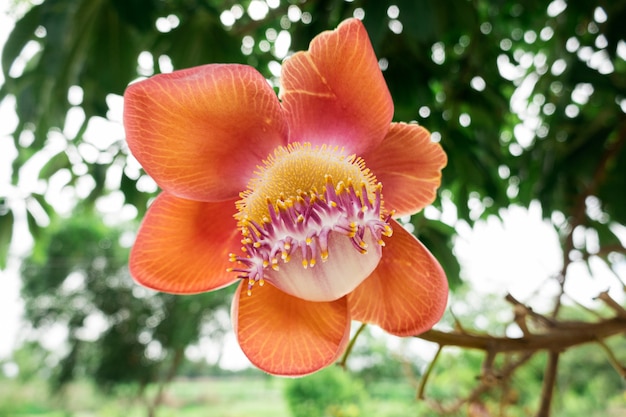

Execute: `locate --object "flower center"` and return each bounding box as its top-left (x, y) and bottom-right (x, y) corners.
top-left (229, 143), bottom-right (393, 299)
top-left (236, 143), bottom-right (378, 222)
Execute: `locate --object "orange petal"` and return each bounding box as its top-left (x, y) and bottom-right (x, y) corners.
top-left (362, 123), bottom-right (447, 218)
top-left (124, 64), bottom-right (288, 202)
top-left (233, 281), bottom-right (350, 376)
top-left (347, 220), bottom-right (448, 336)
top-left (130, 193), bottom-right (240, 293)
top-left (281, 18), bottom-right (393, 154)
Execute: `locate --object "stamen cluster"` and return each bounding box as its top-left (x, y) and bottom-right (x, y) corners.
top-left (228, 176), bottom-right (393, 295)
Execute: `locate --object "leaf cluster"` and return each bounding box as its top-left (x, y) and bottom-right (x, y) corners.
top-left (1, 0), bottom-right (624, 285)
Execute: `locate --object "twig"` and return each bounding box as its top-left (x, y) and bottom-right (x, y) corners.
top-left (596, 338), bottom-right (626, 379)
top-left (450, 309), bottom-right (470, 334)
top-left (506, 293), bottom-right (557, 330)
top-left (536, 351), bottom-right (559, 417)
top-left (467, 352), bottom-right (534, 405)
top-left (422, 352), bottom-right (535, 414)
top-left (595, 291), bottom-right (626, 319)
top-left (481, 350), bottom-right (499, 387)
top-left (563, 293), bottom-right (606, 319)
top-left (594, 243), bottom-right (626, 257)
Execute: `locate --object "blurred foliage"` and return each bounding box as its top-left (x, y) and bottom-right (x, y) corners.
top-left (1, 0), bottom-right (625, 415)
top-left (19, 210), bottom-right (233, 392)
top-left (1, 0), bottom-right (624, 284)
top-left (1, 339), bottom-right (623, 417)
top-left (284, 366), bottom-right (366, 417)
top-left (0, 375), bottom-right (290, 416)
top-left (343, 326), bottom-right (424, 384)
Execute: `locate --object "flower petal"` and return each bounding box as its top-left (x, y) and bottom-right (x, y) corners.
top-left (281, 18), bottom-right (393, 154)
top-left (233, 281), bottom-right (350, 376)
top-left (363, 123), bottom-right (447, 218)
top-left (265, 230), bottom-right (382, 302)
top-left (347, 220), bottom-right (448, 336)
top-left (130, 193), bottom-right (240, 293)
top-left (124, 64), bottom-right (288, 202)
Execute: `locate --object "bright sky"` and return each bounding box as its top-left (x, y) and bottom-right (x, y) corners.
top-left (0, 1), bottom-right (624, 374)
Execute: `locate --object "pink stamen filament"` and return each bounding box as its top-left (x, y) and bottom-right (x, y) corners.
top-left (228, 176), bottom-right (393, 295)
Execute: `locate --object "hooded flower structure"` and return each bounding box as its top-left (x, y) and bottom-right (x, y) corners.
top-left (124, 18), bottom-right (448, 376)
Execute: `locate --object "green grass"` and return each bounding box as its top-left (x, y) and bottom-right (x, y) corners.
top-left (0, 376), bottom-right (431, 417)
top-left (162, 377), bottom-right (290, 417)
top-left (0, 376), bottom-right (424, 417)
top-left (0, 377), bottom-right (289, 417)
top-left (3, 376), bottom-right (622, 417)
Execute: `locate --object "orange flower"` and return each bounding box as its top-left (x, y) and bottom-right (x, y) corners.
top-left (124, 18), bottom-right (448, 376)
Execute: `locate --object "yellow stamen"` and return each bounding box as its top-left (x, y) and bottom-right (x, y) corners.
top-left (235, 143), bottom-right (378, 226)
top-left (229, 142), bottom-right (393, 292)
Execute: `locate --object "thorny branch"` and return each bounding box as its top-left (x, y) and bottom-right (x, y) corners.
top-left (414, 290), bottom-right (626, 417)
top-left (412, 121), bottom-right (624, 416)
top-left (418, 316), bottom-right (625, 352)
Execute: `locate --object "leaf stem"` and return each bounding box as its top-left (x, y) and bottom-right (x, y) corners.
top-left (416, 345), bottom-right (443, 400)
top-left (337, 322), bottom-right (367, 369)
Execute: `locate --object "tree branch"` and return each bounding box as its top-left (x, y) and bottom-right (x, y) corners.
top-left (417, 316), bottom-right (626, 353)
top-left (416, 290), bottom-right (625, 415)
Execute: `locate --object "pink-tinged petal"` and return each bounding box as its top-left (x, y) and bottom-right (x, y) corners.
top-left (281, 18), bottom-right (393, 154)
top-left (347, 220), bottom-right (448, 336)
top-left (232, 281), bottom-right (350, 376)
top-left (130, 193), bottom-right (240, 293)
top-left (363, 123), bottom-right (447, 218)
top-left (265, 231), bottom-right (382, 302)
top-left (124, 64), bottom-right (288, 202)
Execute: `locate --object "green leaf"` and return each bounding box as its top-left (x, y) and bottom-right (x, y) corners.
top-left (411, 215), bottom-right (463, 290)
top-left (599, 141), bottom-right (626, 225)
top-left (0, 208), bottom-right (14, 270)
top-left (0, 4), bottom-right (42, 83)
top-left (39, 151), bottom-right (71, 179)
top-left (120, 172), bottom-right (153, 216)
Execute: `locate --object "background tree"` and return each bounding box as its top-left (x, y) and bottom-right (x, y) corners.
top-left (19, 208), bottom-right (233, 415)
top-left (1, 1), bottom-right (625, 416)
